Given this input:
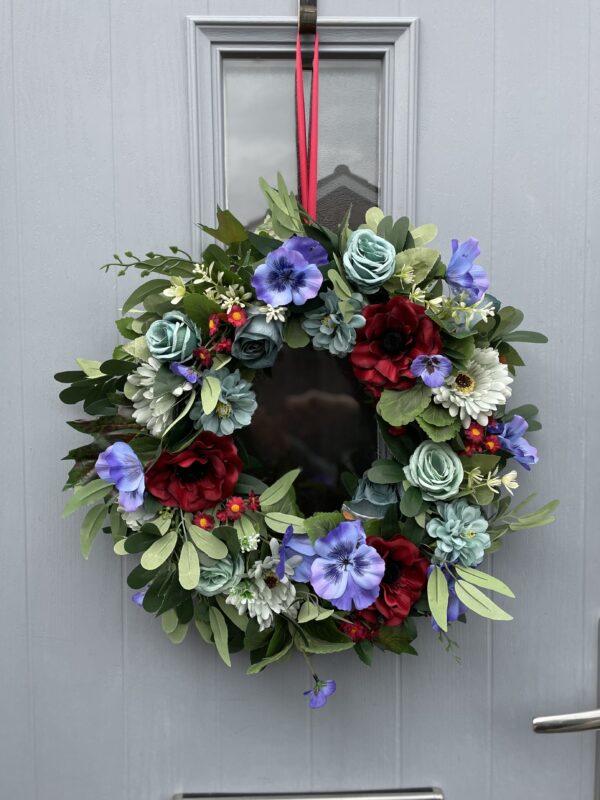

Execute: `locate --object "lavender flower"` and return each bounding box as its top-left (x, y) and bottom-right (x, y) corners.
top-left (303, 678), bottom-right (336, 709)
top-left (283, 235), bottom-right (329, 266)
top-left (411, 354), bottom-right (453, 388)
top-left (446, 238), bottom-right (490, 304)
top-left (95, 441), bottom-right (145, 511)
top-left (310, 520), bottom-right (385, 611)
top-left (493, 415), bottom-right (539, 470)
top-left (131, 588), bottom-right (147, 607)
top-left (170, 362), bottom-right (200, 384)
top-left (251, 244), bottom-right (323, 306)
top-left (277, 526), bottom-right (316, 582)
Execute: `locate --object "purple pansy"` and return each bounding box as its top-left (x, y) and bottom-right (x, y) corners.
top-left (303, 679), bottom-right (336, 709)
top-left (131, 588), bottom-right (147, 607)
top-left (95, 441), bottom-right (145, 511)
top-left (310, 520), bottom-right (385, 611)
top-left (446, 238), bottom-right (490, 304)
top-left (493, 415), bottom-right (539, 470)
top-left (170, 362), bottom-right (200, 383)
top-left (282, 235), bottom-right (329, 267)
top-left (277, 526), bottom-right (317, 582)
top-left (251, 242), bottom-right (323, 306)
top-left (411, 354), bottom-right (453, 388)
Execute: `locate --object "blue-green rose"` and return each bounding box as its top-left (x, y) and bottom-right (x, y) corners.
top-left (344, 476), bottom-right (401, 519)
top-left (342, 229), bottom-right (396, 294)
top-left (231, 310), bottom-right (284, 369)
top-left (196, 554), bottom-right (244, 597)
top-left (145, 310), bottom-right (199, 363)
top-left (404, 441), bottom-right (463, 501)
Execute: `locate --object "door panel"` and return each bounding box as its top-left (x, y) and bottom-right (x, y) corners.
top-left (2, 1), bottom-right (599, 799)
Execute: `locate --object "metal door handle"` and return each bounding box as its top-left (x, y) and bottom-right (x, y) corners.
top-left (533, 709), bottom-right (600, 733)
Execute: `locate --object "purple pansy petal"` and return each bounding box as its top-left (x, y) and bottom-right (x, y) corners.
top-left (304, 679), bottom-right (336, 709)
top-left (312, 520), bottom-right (364, 557)
top-left (95, 442), bottom-right (145, 511)
top-left (131, 588), bottom-right (147, 606)
top-left (411, 354), bottom-right (453, 389)
top-left (311, 558), bottom-right (349, 600)
top-left (283, 235), bottom-right (329, 266)
top-left (252, 246), bottom-right (322, 306)
top-left (280, 531), bottom-right (316, 582)
top-left (170, 362), bottom-right (199, 383)
top-left (446, 237), bottom-right (489, 304)
top-left (496, 415), bottom-right (539, 470)
top-left (94, 451), bottom-right (111, 481)
top-left (119, 483), bottom-right (145, 512)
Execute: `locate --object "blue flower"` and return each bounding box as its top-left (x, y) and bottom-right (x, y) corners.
top-left (277, 526), bottom-right (316, 582)
top-left (493, 415), bottom-right (538, 470)
top-left (251, 245), bottom-right (323, 306)
top-left (411, 354), bottom-right (453, 388)
top-left (446, 238), bottom-right (490, 304)
top-left (303, 679), bottom-right (336, 709)
top-left (189, 368), bottom-right (257, 436)
top-left (310, 520), bottom-right (385, 611)
top-left (283, 235), bottom-right (329, 266)
top-left (131, 588), bottom-right (147, 607)
top-left (145, 310), bottom-right (199, 363)
top-left (170, 362), bottom-right (200, 383)
top-left (301, 289), bottom-right (366, 356)
top-left (426, 499), bottom-right (490, 566)
top-left (95, 441), bottom-right (145, 511)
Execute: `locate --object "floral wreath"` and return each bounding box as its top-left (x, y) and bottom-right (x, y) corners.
top-left (57, 176), bottom-right (558, 709)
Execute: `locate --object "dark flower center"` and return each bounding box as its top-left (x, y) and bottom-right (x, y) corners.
top-left (264, 573), bottom-right (278, 589)
top-left (268, 257), bottom-right (306, 292)
top-left (381, 330), bottom-right (407, 355)
top-left (383, 559), bottom-right (402, 585)
top-left (175, 461), bottom-right (206, 484)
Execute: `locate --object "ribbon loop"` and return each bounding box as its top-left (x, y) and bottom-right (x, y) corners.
top-left (295, 31), bottom-right (319, 220)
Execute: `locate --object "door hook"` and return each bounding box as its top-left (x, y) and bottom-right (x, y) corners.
top-left (298, 0), bottom-right (317, 35)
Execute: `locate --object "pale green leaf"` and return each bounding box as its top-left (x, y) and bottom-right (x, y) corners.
top-left (246, 639), bottom-right (293, 674)
top-left (209, 606), bottom-right (231, 666)
top-left (63, 479), bottom-right (112, 518)
top-left (366, 460), bottom-right (405, 484)
top-left (216, 595), bottom-right (248, 632)
top-left (454, 580), bottom-right (513, 621)
top-left (140, 529), bottom-right (178, 570)
top-left (194, 617), bottom-right (213, 643)
top-left (455, 566), bottom-right (515, 598)
top-left (80, 503), bottom-right (107, 559)
top-left (410, 223), bottom-right (438, 247)
top-left (260, 468), bottom-right (301, 509)
top-left (201, 375), bottom-right (221, 415)
top-left (178, 540), bottom-right (200, 590)
top-left (264, 512), bottom-right (306, 534)
top-left (122, 336), bottom-right (150, 361)
top-left (233, 514), bottom-right (257, 542)
top-left (75, 358), bottom-right (104, 378)
top-left (212, 353), bottom-right (231, 371)
top-left (166, 622), bottom-right (189, 644)
top-left (315, 607), bottom-right (335, 621)
top-left (427, 566), bottom-right (449, 632)
top-left (302, 639), bottom-right (355, 655)
top-left (113, 539), bottom-right (128, 556)
top-left (160, 608), bottom-right (179, 635)
top-left (364, 206), bottom-right (384, 231)
top-left (187, 524), bottom-right (228, 559)
top-left (297, 601), bottom-right (319, 624)
top-left (377, 384), bottom-right (432, 427)
top-left (327, 268), bottom-right (353, 301)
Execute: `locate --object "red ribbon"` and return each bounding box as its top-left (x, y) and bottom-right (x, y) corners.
top-left (295, 31), bottom-right (319, 220)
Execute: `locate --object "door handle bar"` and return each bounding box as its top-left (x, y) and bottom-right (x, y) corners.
top-left (533, 709), bottom-right (600, 733)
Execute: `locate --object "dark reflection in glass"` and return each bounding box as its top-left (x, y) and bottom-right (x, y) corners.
top-left (239, 348), bottom-right (377, 516)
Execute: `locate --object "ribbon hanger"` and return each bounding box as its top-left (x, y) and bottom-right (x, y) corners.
top-left (296, 1), bottom-right (319, 220)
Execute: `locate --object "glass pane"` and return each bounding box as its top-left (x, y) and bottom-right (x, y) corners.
top-left (222, 55), bottom-right (382, 229)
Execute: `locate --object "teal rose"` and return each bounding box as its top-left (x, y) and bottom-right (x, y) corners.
top-left (196, 554), bottom-right (244, 597)
top-left (231, 310), bottom-right (284, 369)
top-left (342, 229), bottom-right (396, 294)
top-left (345, 476), bottom-right (401, 519)
top-left (145, 310), bottom-right (199, 363)
top-left (404, 441), bottom-right (463, 501)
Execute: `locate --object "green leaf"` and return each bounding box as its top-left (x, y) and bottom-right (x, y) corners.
top-left (63, 479), bottom-right (112, 517)
top-left (284, 316), bottom-right (310, 349)
top-left (410, 223), bottom-right (438, 247)
top-left (492, 306), bottom-right (524, 338)
top-left (454, 580), bottom-right (513, 621)
top-left (201, 375), bottom-right (221, 415)
top-left (303, 511), bottom-right (345, 544)
top-left (99, 358), bottom-right (134, 376)
top-left (297, 601), bottom-right (319, 624)
top-left (166, 622), bottom-right (189, 645)
top-left (327, 268), bottom-right (353, 301)
top-left (79, 503), bottom-right (107, 559)
top-left (459, 453), bottom-right (501, 473)
top-left (377, 384), bottom-right (432, 427)
top-left (260, 468), bottom-right (302, 509)
top-left (209, 606), bottom-right (231, 666)
top-left (122, 336), bottom-right (150, 361)
top-left (201, 207), bottom-right (247, 244)
top-left (181, 293), bottom-right (221, 336)
top-left (508, 499), bottom-right (559, 531)
top-left (364, 207), bottom-right (384, 231)
top-left (247, 639), bottom-right (293, 674)
top-left (187, 524), bottom-right (228, 559)
top-left (389, 216), bottom-right (409, 250)
top-left (377, 622), bottom-right (418, 655)
top-left (501, 330), bottom-right (548, 344)
top-left (415, 414), bottom-right (460, 443)
top-left (178, 540), bottom-right (200, 590)
top-left (160, 608), bottom-right (179, 635)
top-left (216, 594), bottom-right (248, 632)
top-left (400, 486), bottom-right (424, 517)
top-left (75, 358), bottom-right (104, 378)
top-left (122, 279), bottom-right (171, 314)
top-left (455, 566), bottom-right (515, 598)
top-left (504, 404), bottom-right (539, 422)
top-left (354, 640), bottom-right (374, 666)
top-left (440, 334), bottom-right (475, 368)
top-left (213, 524), bottom-right (241, 557)
top-left (140, 530), bottom-right (178, 570)
top-left (366, 459), bottom-right (405, 484)
top-left (301, 638), bottom-right (355, 655)
top-left (386, 247), bottom-right (440, 290)
top-left (427, 566), bottom-right (449, 632)
top-left (264, 512), bottom-right (306, 534)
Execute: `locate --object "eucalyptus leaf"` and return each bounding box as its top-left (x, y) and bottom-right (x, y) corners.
top-left (260, 468), bottom-right (302, 509)
top-left (410, 223), bottom-right (438, 247)
top-left (454, 580), bottom-right (513, 621)
top-left (140, 529), bottom-right (178, 570)
top-left (455, 566), bottom-right (515, 598)
top-left (122, 279), bottom-right (171, 314)
top-left (178, 540), bottom-right (201, 590)
top-left (284, 316), bottom-right (310, 349)
top-left (216, 594), bottom-right (248, 632)
top-left (264, 512), bottom-right (306, 534)
top-left (160, 608), bottom-right (179, 635)
top-left (187, 524), bottom-right (228, 559)
top-left (209, 606), bottom-right (231, 666)
top-left (427, 566), bottom-right (449, 632)
top-left (201, 375), bottom-right (221, 415)
top-left (167, 622), bottom-right (189, 645)
top-left (80, 503), bottom-right (107, 559)
top-left (62, 479), bottom-right (112, 518)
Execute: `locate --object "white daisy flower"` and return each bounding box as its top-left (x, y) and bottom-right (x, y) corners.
top-left (432, 347), bottom-right (513, 427)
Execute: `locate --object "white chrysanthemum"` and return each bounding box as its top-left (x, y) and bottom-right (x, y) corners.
top-left (124, 357), bottom-right (192, 438)
top-left (432, 347), bottom-right (513, 427)
top-left (238, 528), bottom-right (260, 553)
top-left (226, 540), bottom-right (300, 631)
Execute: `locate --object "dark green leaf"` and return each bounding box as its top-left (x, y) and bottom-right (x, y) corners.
top-left (122, 279), bottom-right (170, 314)
top-left (400, 486), bottom-right (424, 517)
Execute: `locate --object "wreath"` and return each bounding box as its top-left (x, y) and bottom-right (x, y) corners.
top-left (56, 176), bottom-right (558, 709)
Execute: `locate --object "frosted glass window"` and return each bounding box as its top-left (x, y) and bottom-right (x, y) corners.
top-left (222, 56), bottom-right (382, 229)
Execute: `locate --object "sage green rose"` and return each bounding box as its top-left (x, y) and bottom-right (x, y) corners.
top-left (231, 310), bottom-right (283, 369)
top-left (196, 554), bottom-right (244, 597)
top-left (404, 441), bottom-right (464, 501)
top-left (342, 229), bottom-right (396, 294)
top-left (145, 310), bottom-right (199, 363)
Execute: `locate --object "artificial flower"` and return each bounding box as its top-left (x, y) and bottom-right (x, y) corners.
top-left (144, 431), bottom-right (242, 512)
top-left (445, 238), bottom-right (490, 304)
top-left (225, 496), bottom-right (245, 520)
top-left (303, 679), bottom-right (336, 709)
top-left (342, 229), bottom-right (396, 294)
top-left (208, 313), bottom-right (223, 337)
top-left (464, 421), bottom-right (486, 444)
top-left (170, 361), bottom-right (200, 383)
top-left (145, 310), bottom-right (199, 363)
top-left (237, 527), bottom-right (261, 553)
top-left (350, 295), bottom-right (442, 397)
top-left (226, 305), bottom-right (248, 328)
top-left (339, 613), bottom-right (379, 642)
top-left (193, 346), bottom-right (213, 369)
top-left (426, 499), bottom-right (491, 566)
top-left (310, 520), bottom-right (385, 611)
top-left (432, 347), bottom-right (513, 427)
top-left (251, 244), bottom-right (323, 306)
top-left (190, 368), bottom-right (257, 436)
top-left (192, 511), bottom-right (215, 531)
top-left (404, 441), bottom-right (464, 501)
top-left (483, 435), bottom-right (501, 454)
top-left (501, 469), bottom-right (519, 494)
top-left (363, 535), bottom-right (429, 625)
top-left (410, 354), bottom-right (453, 388)
top-left (344, 475), bottom-right (401, 519)
top-left (162, 276), bottom-right (186, 305)
top-left (257, 303), bottom-right (287, 324)
top-left (277, 526), bottom-right (316, 582)
top-left (283, 235), bottom-right (329, 266)
top-left (301, 289), bottom-right (366, 357)
top-left (218, 285), bottom-right (253, 313)
top-left (124, 357), bottom-right (193, 438)
top-left (131, 588), bottom-right (147, 607)
top-left (495, 415), bottom-right (539, 470)
top-left (246, 491), bottom-right (261, 512)
top-left (196, 554), bottom-right (244, 597)
top-left (95, 441), bottom-right (145, 511)
top-left (231, 310), bottom-right (284, 369)
top-left (214, 339), bottom-right (232, 353)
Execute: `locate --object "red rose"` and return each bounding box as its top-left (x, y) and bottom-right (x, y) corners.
top-left (359, 535), bottom-right (429, 626)
top-left (350, 296), bottom-right (442, 397)
top-left (145, 432), bottom-right (243, 512)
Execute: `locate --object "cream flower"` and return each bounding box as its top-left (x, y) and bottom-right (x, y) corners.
top-left (162, 276), bottom-right (186, 305)
top-left (432, 347), bottom-right (512, 427)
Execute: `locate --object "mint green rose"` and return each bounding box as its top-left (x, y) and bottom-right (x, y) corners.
top-left (145, 310), bottom-right (199, 363)
top-left (342, 229), bottom-right (396, 294)
top-left (404, 441), bottom-right (464, 501)
top-left (196, 554), bottom-right (244, 597)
